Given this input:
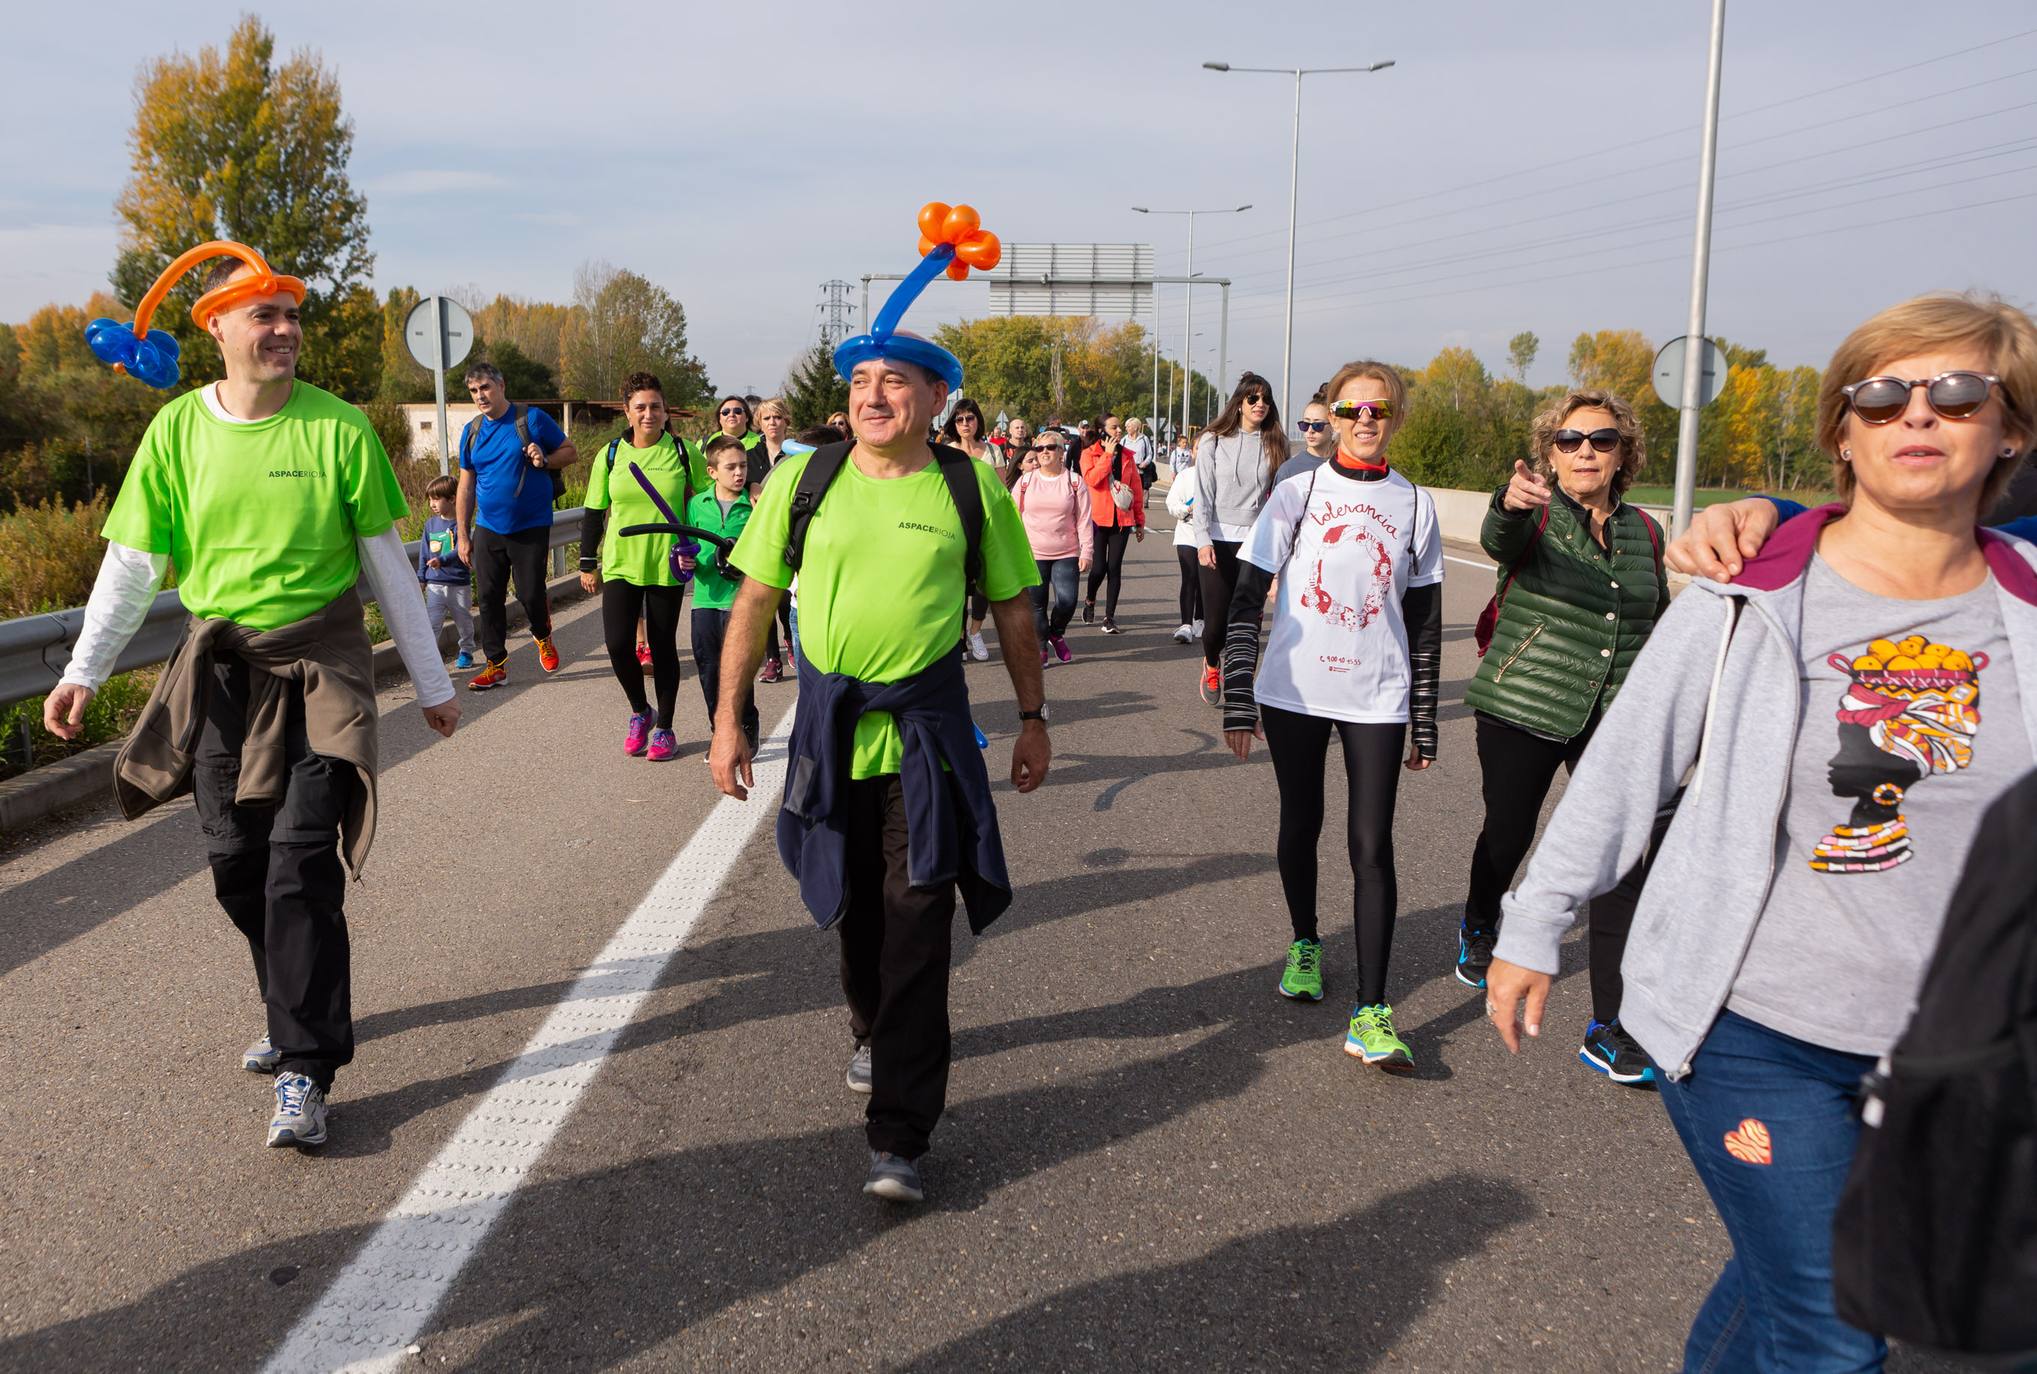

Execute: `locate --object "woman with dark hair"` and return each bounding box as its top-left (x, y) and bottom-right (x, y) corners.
top-left (1221, 360), bottom-right (1441, 1069)
top-left (940, 398), bottom-right (999, 660)
top-left (1192, 373), bottom-right (1288, 703)
top-left (1454, 388), bottom-right (1670, 1089)
top-left (1079, 414), bottom-right (1145, 633)
top-left (579, 372), bottom-right (695, 762)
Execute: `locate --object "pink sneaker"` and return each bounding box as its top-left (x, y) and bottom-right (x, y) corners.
top-left (1051, 635), bottom-right (1073, 663)
top-left (1040, 646), bottom-right (1052, 668)
top-left (624, 711), bottom-right (653, 756)
top-left (647, 727), bottom-right (679, 762)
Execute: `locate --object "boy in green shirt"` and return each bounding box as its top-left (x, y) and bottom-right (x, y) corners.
top-left (688, 436), bottom-right (759, 754)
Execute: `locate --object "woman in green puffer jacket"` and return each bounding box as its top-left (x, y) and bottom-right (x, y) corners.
top-left (1454, 388), bottom-right (1669, 1086)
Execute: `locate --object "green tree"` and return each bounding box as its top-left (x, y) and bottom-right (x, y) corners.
top-left (377, 286), bottom-right (428, 401)
top-left (781, 340), bottom-right (848, 425)
top-left (111, 17), bottom-right (376, 399)
top-left (559, 262), bottom-right (709, 407)
top-left (1507, 330), bottom-right (1539, 383)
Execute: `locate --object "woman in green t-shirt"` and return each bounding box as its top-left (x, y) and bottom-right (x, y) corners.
top-left (579, 371), bottom-right (697, 762)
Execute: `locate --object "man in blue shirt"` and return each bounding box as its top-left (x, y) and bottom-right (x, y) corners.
top-left (454, 362), bottom-right (578, 689)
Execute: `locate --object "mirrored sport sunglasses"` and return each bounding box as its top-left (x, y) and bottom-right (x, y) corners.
top-left (1553, 427), bottom-right (1621, 454)
top-left (1842, 371), bottom-right (2003, 424)
top-left (1328, 399), bottom-right (1393, 422)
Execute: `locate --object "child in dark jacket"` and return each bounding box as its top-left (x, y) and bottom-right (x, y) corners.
top-left (417, 473), bottom-right (476, 669)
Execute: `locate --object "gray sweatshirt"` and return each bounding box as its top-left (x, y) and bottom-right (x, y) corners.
top-left (1494, 506), bottom-right (2037, 1079)
top-left (1191, 430), bottom-right (1277, 546)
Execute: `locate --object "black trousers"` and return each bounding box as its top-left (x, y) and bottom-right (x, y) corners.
top-left (1176, 544), bottom-right (1204, 625)
top-left (602, 581), bottom-right (684, 728)
top-left (1085, 524), bottom-right (1134, 618)
top-left (1465, 712), bottom-right (1665, 1025)
top-left (472, 524), bottom-right (553, 665)
top-left (193, 656), bottom-right (357, 1090)
top-left (1198, 539), bottom-right (1244, 667)
top-left (690, 607), bottom-right (760, 752)
top-left (1262, 705), bottom-right (1406, 1008)
top-left (837, 775), bottom-right (956, 1160)
top-left (763, 597), bottom-right (795, 665)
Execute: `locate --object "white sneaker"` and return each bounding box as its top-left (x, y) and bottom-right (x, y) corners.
top-left (267, 1071), bottom-right (328, 1147)
top-left (966, 632), bottom-right (990, 662)
top-left (242, 1034), bottom-right (282, 1074)
top-left (1193, 619), bottom-right (1205, 639)
top-left (1171, 623), bottom-right (1193, 644)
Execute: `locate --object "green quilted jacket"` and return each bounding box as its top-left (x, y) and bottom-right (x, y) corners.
top-left (1465, 484), bottom-right (1669, 740)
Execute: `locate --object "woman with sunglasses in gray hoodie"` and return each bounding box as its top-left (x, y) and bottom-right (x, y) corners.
top-left (1191, 372), bottom-right (1288, 705)
top-left (1485, 292), bottom-right (2037, 1373)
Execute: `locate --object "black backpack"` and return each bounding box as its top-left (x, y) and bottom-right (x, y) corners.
top-left (1832, 766), bottom-right (2037, 1364)
top-left (461, 403), bottom-right (567, 506)
top-left (783, 441), bottom-right (986, 594)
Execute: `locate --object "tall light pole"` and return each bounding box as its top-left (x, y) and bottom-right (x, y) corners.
top-left (1134, 203), bottom-right (1251, 445)
top-left (1672, 0), bottom-right (1728, 538)
top-left (1204, 58), bottom-right (1394, 425)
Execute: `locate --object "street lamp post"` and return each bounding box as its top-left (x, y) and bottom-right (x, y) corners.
top-left (1672, 0), bottom-right (1728, 538)
top-left (1203, 58), bottom-right (1394, 424)
top-left (1134, 202), bottom-right (1251, 447)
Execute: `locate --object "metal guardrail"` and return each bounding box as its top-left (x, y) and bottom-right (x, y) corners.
top-left (0, 512), bottom-right (586, 711)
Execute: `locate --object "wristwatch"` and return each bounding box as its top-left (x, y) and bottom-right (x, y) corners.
top-left (1018, 703), bottom-right (1050, 724)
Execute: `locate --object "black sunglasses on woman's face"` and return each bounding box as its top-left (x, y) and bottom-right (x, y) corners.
top-left (1552, 427), bottom-right (1621, 454)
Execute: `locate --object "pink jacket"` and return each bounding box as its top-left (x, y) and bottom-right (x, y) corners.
top-left (1014, 468), bottom-right (1092, 562)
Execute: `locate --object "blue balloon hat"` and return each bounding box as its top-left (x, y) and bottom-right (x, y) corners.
top-left (834, 203), bottom-right (1001, 394)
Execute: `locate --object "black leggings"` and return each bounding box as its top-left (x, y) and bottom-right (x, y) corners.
top-left (1085, 525), bottom-right (1133, 617)
top-left (1261, 704), bottom-right (1406, 1008)
top-left (764, 597), bottom-right (795, 665)
top-left (1464, 712), bottom-right (1666, 1025)
top-left (1198, 540), bottom-right (1244, 667)
top-left (1176, 544), bottom-right (1204, 625)
top-left (602, 581), bottom-right (684, 728)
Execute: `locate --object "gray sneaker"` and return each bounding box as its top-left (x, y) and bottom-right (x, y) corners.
top-left (242, 1034), bottom-right (282, 1074)
top-left (845, 1043), bottom-right (873, 1094)
top-left (863, 1150), bottom-right (924, 1203)
top-left (267, 1072), bottom-right (328, 1148)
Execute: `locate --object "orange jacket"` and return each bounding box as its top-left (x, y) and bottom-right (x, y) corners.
top-left (1080, 442), bottom-right (1145, 530)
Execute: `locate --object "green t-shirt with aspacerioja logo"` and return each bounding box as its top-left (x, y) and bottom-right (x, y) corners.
top-left (102, 382), bottom-right (408, 631)
top-left (731, 448), bottom-right (1038, 779)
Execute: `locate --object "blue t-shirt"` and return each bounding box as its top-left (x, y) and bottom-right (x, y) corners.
top-left (461, 405), bottom-right (569, 535)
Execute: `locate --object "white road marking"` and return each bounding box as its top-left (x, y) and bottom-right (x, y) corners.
top-left (1445, 553), bottom-right (1495, 572)
top-left (264, 705), bottom-right (797, 1374)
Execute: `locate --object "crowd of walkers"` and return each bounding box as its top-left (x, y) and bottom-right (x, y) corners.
top-left (42, 240), bottom-right (2037, 1371)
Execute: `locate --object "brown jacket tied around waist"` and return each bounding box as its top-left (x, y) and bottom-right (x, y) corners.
top-left (113, 587), bottom-right (381, 876)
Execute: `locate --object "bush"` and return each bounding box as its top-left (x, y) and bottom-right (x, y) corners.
top-left (0, 666), bottom-right (156, 780)
top-left (0, 492), bottom-right (109, 618)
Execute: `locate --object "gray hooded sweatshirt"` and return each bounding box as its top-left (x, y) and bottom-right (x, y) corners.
top-left (1494, 505), bottom-right (2037, 1079)
top-left (1191, 429), bottom-right (1278, 547)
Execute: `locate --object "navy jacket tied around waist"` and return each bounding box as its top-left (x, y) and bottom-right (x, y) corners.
top-left (777, 646), bottom-right (1013, 933)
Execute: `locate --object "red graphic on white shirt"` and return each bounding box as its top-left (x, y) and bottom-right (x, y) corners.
top-left (1298, 520), bottom-right (1396, 631)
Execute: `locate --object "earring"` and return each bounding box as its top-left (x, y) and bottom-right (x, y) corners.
top-left (1840, 447), bottom-right (1852, 461)
top-left (2003, 447), bottom-right (2018, 459)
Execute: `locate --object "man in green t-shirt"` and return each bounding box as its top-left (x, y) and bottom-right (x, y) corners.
top-left (713, 349), bottom-right (1050, 1204)
top-left (43, 257), bottom-right (461, 1152)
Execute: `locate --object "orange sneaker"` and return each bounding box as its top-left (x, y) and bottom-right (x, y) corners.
top-left (536, 636), bottom-right (561, 674)
top-left (469, 660), bottom-right (508, 691)
top-left (1200, 662), bottom-right (1221, 706)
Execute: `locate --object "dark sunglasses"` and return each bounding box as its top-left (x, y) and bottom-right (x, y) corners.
top-left (1842, 371), bottom-right (2003, 425)
top-left (1329, 400), bottom-right (1393, 422)
top-left (719, 406), bottom-right (748, 417)
top-left (1553, 427), bottom-right (1621, 454)
top-left (1036, 440), bottom-right (1066, 451)
top-left (1241, 392), bottom-right (1269, 406)
top-left (1296, 419), bottom-right (1330, 433)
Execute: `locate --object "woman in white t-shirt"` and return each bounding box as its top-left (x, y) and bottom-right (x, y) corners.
top-left (1222, 360), bottom-right (1443, 1071)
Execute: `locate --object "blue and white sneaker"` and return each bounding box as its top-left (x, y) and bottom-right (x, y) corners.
top-left (1579, 1020), bottom-right (1658, 1086)
top-left (242, 1034), bottom-right (282, 1074)
top-left (863, 1150), bottom-right (924, 1203)
top-left (267, 1071), bottom-right (329, 1147)
top-left (1455, 924), bottom-right (1496, 990)
top-left (454, 651), bottom-right (475, 670)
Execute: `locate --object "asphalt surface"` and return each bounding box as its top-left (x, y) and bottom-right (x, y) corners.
top-left (0, 529), bottom-right (1957, 1372)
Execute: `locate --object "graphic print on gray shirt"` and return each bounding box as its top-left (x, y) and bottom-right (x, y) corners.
top-left (1728, 556), bottom-right (2030, 1055)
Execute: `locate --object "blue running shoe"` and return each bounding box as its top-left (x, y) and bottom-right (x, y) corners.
top-left (454, 652), bottom-right (475, 670)
top-left (1579, 1020), bottom-right (1658, 1086)
top-left (863, 1150), bottom-right (924, 1203)
top-left (267, 1071), bottom-right (329, 1147)
top-left (1455, 924), bottom-right (1496, 990)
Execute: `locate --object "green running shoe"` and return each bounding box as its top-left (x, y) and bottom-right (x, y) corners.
top-left (1344, 1004), bottom-right (1413, 1071)
top-left (1278, 939), bottom-right (1324, 1001)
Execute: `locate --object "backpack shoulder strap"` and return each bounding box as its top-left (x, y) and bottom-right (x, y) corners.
top-left (605, 437), bottom-right (622, 472)
top-left (460, 415), bottom-right (480, 463)
top-left (932, 443), bottom-right (986, 591)
top-left (510, 402), bottom-right (530, 451)
top-left (783, 440), bottom-right (855, 574)
top-left (1638, 507), bottom-right (1664, 559)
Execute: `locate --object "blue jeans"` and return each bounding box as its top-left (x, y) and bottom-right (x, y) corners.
top-left (1030, 556), bottom-right (1080, 642)
top-left (1659, 1010), bottom-right (1886, 1373)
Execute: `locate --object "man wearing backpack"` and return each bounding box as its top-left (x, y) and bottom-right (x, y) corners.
top-left (455, 362), bottom-right (578, 690)
top-left (711, 340), bottom-right (1050, 1206)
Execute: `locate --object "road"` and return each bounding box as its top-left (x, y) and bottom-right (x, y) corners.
top-left (0, 533), bottom-right (1952, 1372)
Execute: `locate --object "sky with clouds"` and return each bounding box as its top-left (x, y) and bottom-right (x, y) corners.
top-left (3, 1), bottom-right (2034, 409)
